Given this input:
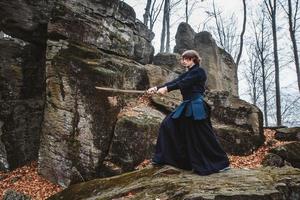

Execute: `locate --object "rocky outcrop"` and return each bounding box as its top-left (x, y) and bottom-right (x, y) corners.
top-left (0, 0), bottom-right (265, 189)
top-left (275, 127), bottom-right (300, 141)
top-left (48, 165), bottom-right (300, 200)
top-left (39, 40), bottom-right (150, 187)
top-left (48, 0), bottom-right (154, 64)
top-left (174, 23), bottom-right (238, 96)
top-left (1, 0), bottom-right (155, 187)
top-left (100, 105), bottom-right (165, 177)
top-left (153, 53), bottom-right (185, 74)
top-left (0, 39), bottom-right (45, 170)
top-left (0, 120), bottom-right (9, 171)
top-left (267, 142), bottom-right (300, 168)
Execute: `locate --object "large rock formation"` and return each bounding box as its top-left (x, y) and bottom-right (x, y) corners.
top-left (0, 38), bottom-right (45, 170)
top-left (0, 0), bottom-right (265, 189)
top-left (48, 165), bottom-right (300, 200)
top-left (174, 22), bottom-right (238, 96)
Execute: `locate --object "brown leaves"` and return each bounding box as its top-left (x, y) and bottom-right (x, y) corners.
top-left (229, 129), bottom-right (289, 168)
top-left (0, 161), bottom-right (62, 200)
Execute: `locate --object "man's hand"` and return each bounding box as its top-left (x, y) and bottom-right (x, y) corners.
top-left (147, 86), bottom-right (157, 94)
top-left (157, 86), bottom-right (168, 95)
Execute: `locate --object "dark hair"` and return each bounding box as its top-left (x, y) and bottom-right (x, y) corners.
top-left (181, 50), bottom-right (202, 65)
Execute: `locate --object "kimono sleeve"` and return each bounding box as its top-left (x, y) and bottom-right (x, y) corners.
top-left (167, 68), bottom-right (206, 92)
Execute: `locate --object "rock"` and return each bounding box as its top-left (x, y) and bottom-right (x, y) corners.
top-left (0, 120), bottom-right (9, 171)
top-left (144, 64), bottom-right (178, 88)
top-left (151, 90), bottom-right (264, 155)
top-left (99, 105), bottom-right (165, 176)
top-left (47, 165), bottom-right (300, 200)
top-left (262, 153), bottom-right (285, 167)
top-left (275, 127), bottom-right (300, 141)
top-left (3, 189), bottom-right (31, 200)
top-left (0, 39), bottom-right (45, 170)
top-left (174, 23), bottom-right (238, 96)
top-left (269, 142), bottom-right (300, 168)
top-left (48, 0), bottom-right (154, 64)
top-left (153, 53), bottom-right (185, 74)
top-left (39, 39), bottom-right (151, 187)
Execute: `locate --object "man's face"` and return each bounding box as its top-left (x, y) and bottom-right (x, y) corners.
top-left (181, 58), bottom-right (194, 67)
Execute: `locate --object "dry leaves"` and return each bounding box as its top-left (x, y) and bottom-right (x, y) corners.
top-left (0, 161), bottom-right (62, 200)
top-left (229, 129), bottom-right (289, 168)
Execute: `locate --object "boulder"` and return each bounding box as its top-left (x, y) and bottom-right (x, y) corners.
top-left (3, 189), bottom-right (31, 200)
top-left (174, 23), bottom-right (238, 96)
top-left (269, 142), bottom-right (300, 168)
top-left (262, 153), bottom-right (285, 167)
top-left (153, 53), bottom-right (185, 74)
top-left (275, 127), bottom-right (300, 141)
top-left (100, 105), bottom-right (165, 176)
top-left (47, 165), bottom-right (300, 200)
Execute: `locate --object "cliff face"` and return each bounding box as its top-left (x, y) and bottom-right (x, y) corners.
top-left (0, 0), bottom-right (265, 189)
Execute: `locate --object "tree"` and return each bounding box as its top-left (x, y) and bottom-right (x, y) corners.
top-left (279, 0), bottom-right (300, 93)
top-left (264, 0), bottom-right (282, 126)
top-left (253, 6), bottom-right (274, 126)
top-left (143, 0), bottom-right (165, 31)
top-left (235, 0), bottom-right (247, 67)
top-left (206, 1), bottom-right (239, 60)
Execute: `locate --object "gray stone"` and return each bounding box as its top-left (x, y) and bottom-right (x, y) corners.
top-left (269, 142), bottom-right (300, 168)
top-left (39, 40), bottom-right (151, 187)
top-left (153, 53), bottom-right (185, 74)
top-left (275, 127), bottom-right (300, 141)
top-left (0, 120), bottom-right (9, 171)
top-left (47, 166), bottom-right (300, 200)
top-left (100, 105), bottom-right (165, 176)
top-left (262, 153), bottom-right (285, 167)
top-left (3, 189), bottom-right (31, 200)
top-left (0, 39), bottom-right (45, 170)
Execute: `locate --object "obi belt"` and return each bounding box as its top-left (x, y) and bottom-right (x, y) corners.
top-left (171, 93), bottom-right (207, 120)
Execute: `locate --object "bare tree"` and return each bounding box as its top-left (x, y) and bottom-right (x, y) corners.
top-left (252, 6), bottom-right (274, 126)
top-left (143, 0), bottom-right (152, 26)
top-left (279, 0), bottom-right (300, 93)
top-left (244, 47), bottom-right (262, 106)
top-left (264, 0), bottom-right (282, 126)
top-left (206, 1), bottom-right (239, 60)
top-left (235, 0), bottom-right (247, 66)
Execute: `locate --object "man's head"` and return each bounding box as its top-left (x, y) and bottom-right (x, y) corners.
top-left (181, 50), bottom-right (202, 67)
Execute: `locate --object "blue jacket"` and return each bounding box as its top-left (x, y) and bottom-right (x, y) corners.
top-left (158, 64), bottom-right (208, 120)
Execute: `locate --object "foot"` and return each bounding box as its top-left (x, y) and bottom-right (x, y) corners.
top-left (218, 166), bottom-right (231, 172)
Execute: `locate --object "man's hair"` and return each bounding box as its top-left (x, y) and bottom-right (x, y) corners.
top-left (181, 50), bottom-right (202, 65)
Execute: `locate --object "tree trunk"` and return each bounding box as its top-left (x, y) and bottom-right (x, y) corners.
top-left (287, 0), bottom-right (300, 93)
top-left (269, 0), bottom-right (282, 126)
top-left (143, 0), bottom-right (152, 27)
top-left (166, 0), bottom-right (170, 52)
top-left (236, 0), bottom-right (247, 67)
top-left (185, 0), bottom-right (189, 23)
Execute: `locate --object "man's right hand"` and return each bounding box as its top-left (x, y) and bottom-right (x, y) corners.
top-left (147, 86), bottom-right (157, 94)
